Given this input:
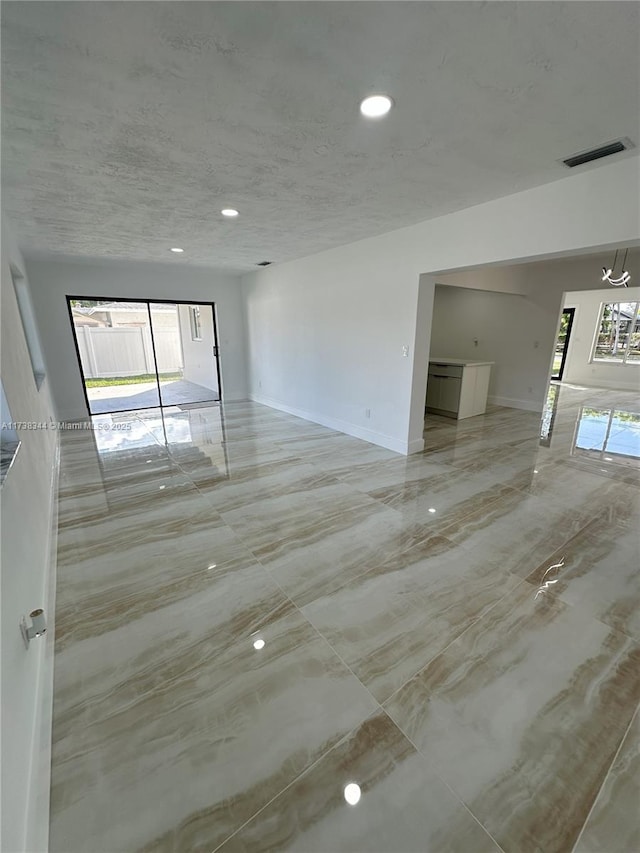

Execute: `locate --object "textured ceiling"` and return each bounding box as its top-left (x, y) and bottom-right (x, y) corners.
top-left (1, 1), bottom-right (638, 271)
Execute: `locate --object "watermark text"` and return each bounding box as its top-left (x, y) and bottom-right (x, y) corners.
top-left (2, 421), bottom-right (132, 431)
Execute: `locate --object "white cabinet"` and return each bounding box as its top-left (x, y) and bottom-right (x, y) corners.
top-left (426, 363), bottom-right (462, 413)
top-left (426, 359), bottom-right (492, 419)
top-left (440, 374), bottom-right (463, 412)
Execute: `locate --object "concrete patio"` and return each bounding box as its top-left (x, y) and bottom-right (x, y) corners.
top-left (87, 379), bottom-right (219, 413)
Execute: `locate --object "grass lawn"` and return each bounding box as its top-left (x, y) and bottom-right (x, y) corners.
top-left (85, 373), bottom-right (181, 388)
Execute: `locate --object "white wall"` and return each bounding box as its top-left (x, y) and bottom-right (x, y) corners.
top-left (1, 218), bottom-right (59, 853)
top-left (242, 157), bottom-right (639, 453)
top-left (24, 258), bottom-right (247, 420)
top-left (243, 251), bottom-right (421, 453)
top-left (428, 286), bottom-right (550, 411)
top-left (177, 304), bottom-right (219, 394)
top-left (562, 287), bottom-right (640, 391)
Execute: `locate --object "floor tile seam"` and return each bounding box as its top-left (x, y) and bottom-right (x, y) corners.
top-left (169, 443), bottom-right (295, 503)
top-left (217, 463), bottom-right (348, 497)
top-left (512, 572), bottom-right (640, 647)
top-left (296, 604), bottom-right (386, 711)
top-left (436, 776), bottom-right (508, 853)
top-left (430, 482), bottom-right (527, 541)
top-left (503, 508), bottom-right (617, 586)
top-left (332, 465), bottom-right (525, 525)
top-left (513, 517), bottom-right (604, 582)
top-left (440, 456), bottom-right (634, 536)
top-left (380, 585), bottom-right (640, 853)
top-left (426, 459), bottom-right (528, 478)
top-left (206, 563), bottom-right (387, 853)
top-left (291, 524), bottom-right (498, 612)
top-left (380, 698), bottom-right (508, 853)
top-left (250, 555), bottom-right (387, 714)
top-left (217, 476), bottom-right (412, 539)
top-left (167, 437), bottom-right (282, 471)
top-left (336, 481), bottom-right (412, 518)
top-left (296, 566), bottom-right (517, 708)
top-left (269, 437), bottom-right (348, 457)
top-left (333, 455), bottom-right (458, 480)
top-left (208, 705), bottom-right (392, 853)
top-left (528, 456), bottom-right (640, 483)
top-left (507, 474), bottom-right (633, 510)
top-left (127, 413), bottom-right (170, 449)
top-left (421, 427), bottom-right (540, 453)
top-left (195, 516), bottom-right (387, 712)
top-left (379, 573), bottom-right (530, 709)
top-left (266, 520), bottom-right (514, 628)
top-left (569, 700), bottom-right (640, 853)
top-left (284, 516), bottom-right (471, 609)
top-left (331, 460), bottom-right (471, 505)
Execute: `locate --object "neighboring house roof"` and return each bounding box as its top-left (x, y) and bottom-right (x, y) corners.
top-left (74, 302), bottom-right (176, 314)
top-left (611, 303), bottom-right (639, 322)
top-left (71, 309), bottom-right (104, 326)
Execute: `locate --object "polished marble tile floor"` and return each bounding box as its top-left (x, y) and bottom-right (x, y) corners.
top-left (49, 385), bottom-right (639, 852)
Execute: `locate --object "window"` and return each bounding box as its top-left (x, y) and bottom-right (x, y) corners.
top-left (592, 301), bottom-right (640, 364)
top-left (189, 305), bottom-right (202, 341)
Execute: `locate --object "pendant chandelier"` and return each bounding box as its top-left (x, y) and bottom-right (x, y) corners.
top-left (602, 248), bottom-right (631, 287)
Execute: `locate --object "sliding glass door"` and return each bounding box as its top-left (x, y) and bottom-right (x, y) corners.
top-left (149, 303), bottom-right (220, 407)
top-left (68, 297), bottom-right (221, 415)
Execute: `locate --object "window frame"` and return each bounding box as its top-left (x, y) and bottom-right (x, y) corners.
top-left (189, 305), bottom-right (202, 341)
top-left (591, 300), bottom-right (640, 365)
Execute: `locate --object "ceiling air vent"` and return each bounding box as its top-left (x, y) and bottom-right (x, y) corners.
top-left (256, 261), bottom-right (272, 267)
top-left (562, 138), bottom-right (633, 168)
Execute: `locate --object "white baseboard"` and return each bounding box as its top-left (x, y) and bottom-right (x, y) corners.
top-left (488, 394), bottom-right (542, 413)
top-left (222, 393), bottom-right (250, 403)
top-left (25, 437), bottom-right (60, 853)
top-left (250, 393), bottom-right (409, 454)
top-left (407, 437), bottom-right (425, 454)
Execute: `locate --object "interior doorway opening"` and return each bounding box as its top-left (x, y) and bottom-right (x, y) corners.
top-left (67, 297), bottom-right (222, 415)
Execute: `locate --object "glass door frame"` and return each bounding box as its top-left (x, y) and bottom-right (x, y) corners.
top-left (551, 307), bottom-right (575, 381)
top-left (66, 295), bottom-right (222, 415)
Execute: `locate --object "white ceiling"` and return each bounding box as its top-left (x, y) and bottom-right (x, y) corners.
top-left (1, 1), bottom-right (638, 271)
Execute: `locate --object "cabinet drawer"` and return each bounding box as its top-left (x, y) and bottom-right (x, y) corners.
top-left (428, 362), bottom-right (463, 378)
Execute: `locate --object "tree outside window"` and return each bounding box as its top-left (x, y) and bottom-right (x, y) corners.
top-left (593, 301), bottom-right (640, 364)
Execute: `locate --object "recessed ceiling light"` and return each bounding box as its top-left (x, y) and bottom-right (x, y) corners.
top-left (170, 247), bottom-right (184, 253)
top-left (221, 208), bottom-right (239, 218)
top-left (360, 95), bottom-right (393, 118)
top-left (253, 638), bottom-right (265, 650)
top-left (428, 507), bottom-right (437, 514)
top-left (344, 783), bottom-right (361, 805)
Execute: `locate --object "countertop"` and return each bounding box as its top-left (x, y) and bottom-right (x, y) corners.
top-left (429, 357), bottom-right (494, 367)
